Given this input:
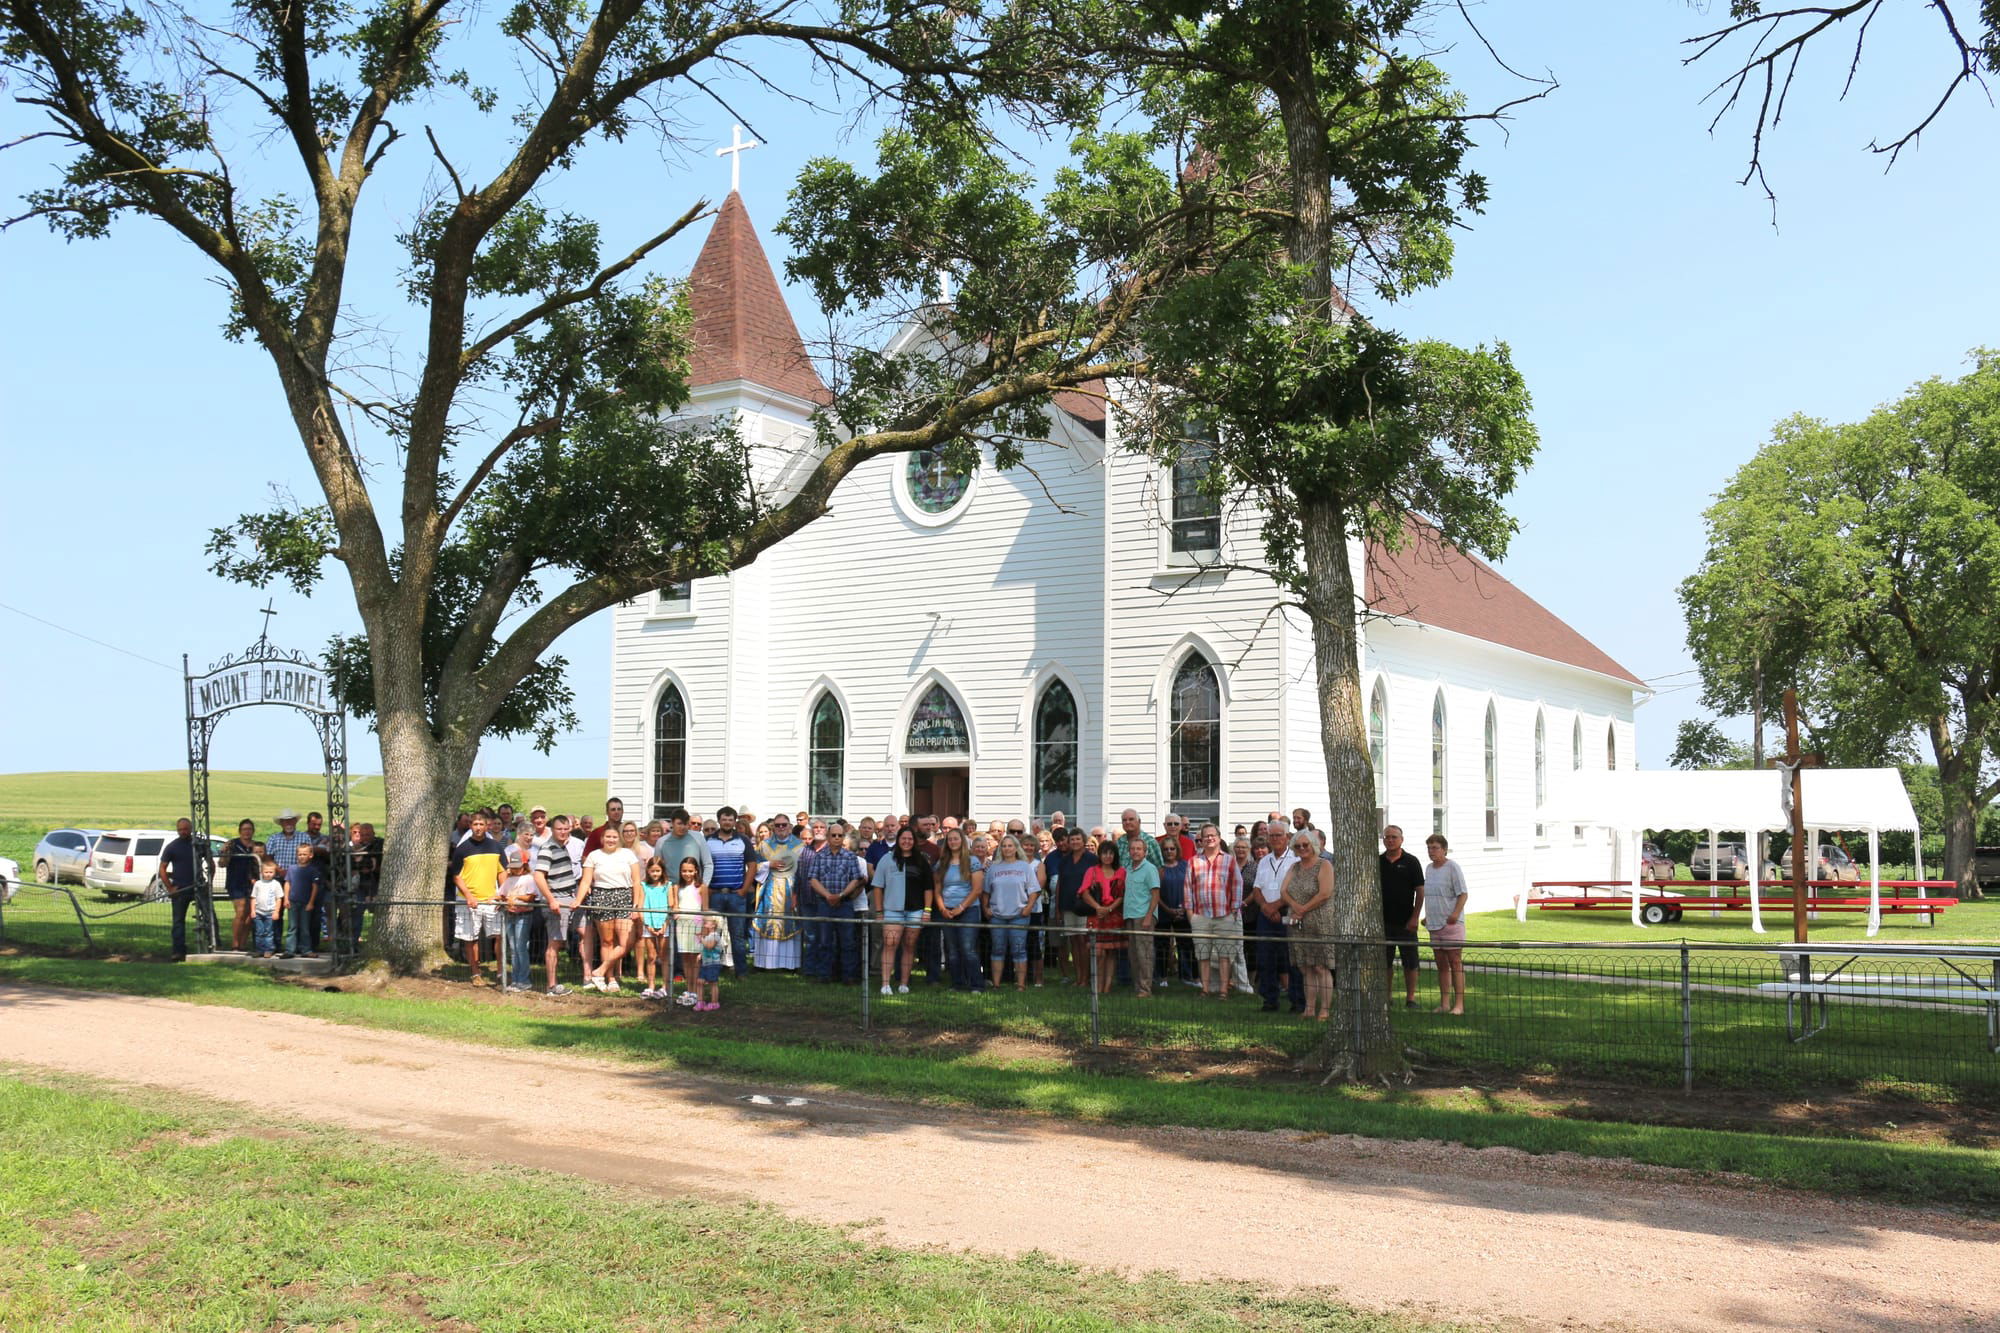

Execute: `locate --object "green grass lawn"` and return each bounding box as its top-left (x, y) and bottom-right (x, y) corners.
top-left (0, 771), bottom-right (607, 832)
top-left (6, 954), bottom-right (1997, 1212)
top-left (0, 1073), bottom-right (1444, 1333)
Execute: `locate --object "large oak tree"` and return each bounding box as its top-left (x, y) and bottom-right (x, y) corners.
top-left (1680, 351), bottom-right (2000, 898)
top-left (1, 0), bottom-right (1207, 967)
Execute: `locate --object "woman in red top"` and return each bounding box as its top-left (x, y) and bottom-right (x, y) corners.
top-left (1079, 840), bottom-right (1126, 993)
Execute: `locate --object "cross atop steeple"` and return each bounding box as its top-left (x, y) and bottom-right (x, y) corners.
top-left (716, 123), bottom-right (759, 193)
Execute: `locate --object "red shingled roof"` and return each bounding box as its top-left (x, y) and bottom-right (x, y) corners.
top-left (1054, 379), bottom-right (1107, 435)
top-left (684, 192), bottom-right (830, 406)
top-left (1366, 517), bottom-right (1645, 688)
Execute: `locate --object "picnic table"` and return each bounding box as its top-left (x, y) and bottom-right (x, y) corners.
top-left (1753, 951), bottom-right (2000, 1050)
top-left (1527, 879), bottom-right (1959, 927)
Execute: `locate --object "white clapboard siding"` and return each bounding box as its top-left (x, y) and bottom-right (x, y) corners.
top-left (612, 383), bottom-right (1109, 823)
top-left (609, 380), bottom-right (1639, 873)
top-left (1365, 620), bottom-right (1637, 910)
top-left (1101, 418), bottom-right (1286, 826)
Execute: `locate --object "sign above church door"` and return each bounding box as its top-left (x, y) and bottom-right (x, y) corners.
top-left (906, 684), bottom-right (970, 754)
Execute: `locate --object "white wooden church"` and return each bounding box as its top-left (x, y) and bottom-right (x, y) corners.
top-left (606, 190), bottom-right (1648, 909)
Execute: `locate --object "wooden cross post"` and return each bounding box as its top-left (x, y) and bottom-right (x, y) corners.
top-left (1778, 688), bottom-right (1825, 943)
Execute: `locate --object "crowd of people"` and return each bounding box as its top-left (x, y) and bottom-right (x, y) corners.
top-left (155, 797), bottom-right (1472, 1015)
top-left (155, 808), bottom-right (381, 962)
top-left (436, 799), bottom-right (1474, 1015)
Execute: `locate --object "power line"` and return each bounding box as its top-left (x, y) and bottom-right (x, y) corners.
top-left (0, 598), bottom-right (179, 672)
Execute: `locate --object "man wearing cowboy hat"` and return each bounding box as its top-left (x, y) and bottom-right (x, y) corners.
top-left (265, 811), bottom-right (308, 887)
top-left (262, 810), bottom-right (310, 954)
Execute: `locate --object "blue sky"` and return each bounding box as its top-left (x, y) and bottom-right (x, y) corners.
top-left (2, 2), bottom-right (1993, 779)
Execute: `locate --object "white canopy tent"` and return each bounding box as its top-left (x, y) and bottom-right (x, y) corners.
top-left (1529, 767), bottom-right (1923, 935)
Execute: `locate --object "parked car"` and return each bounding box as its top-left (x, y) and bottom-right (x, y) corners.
top-left (33, 828), bottom-right (104, 885)
top-left (82, 829), bottom-right (226, 901)
top-left (1977, 846), bottom-right (2000, 893)
top-left (1640, 841), bottom-right (1675, 882)
top-left (0, 855), bottom-right (19, 904)
top-left (1806, 843), bottom-right (1859, 883)
top-left (1689, 841), bottom-right (1780, 882)
top-left (1766, 842), bottom-right (1861, 881)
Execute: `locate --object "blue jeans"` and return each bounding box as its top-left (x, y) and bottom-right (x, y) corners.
top-left (253, 914), bottom-right (277, 954)
top-left (989, 913), bottom-right (1029, 965)
top-left (823, 899), bottom-right (862, 981)
top-left (167, 888), bottom-right (199, 957)
top-left (287, 900), bottom-right (317, 954)
top-left (709, 889), bottom-right (750, 976)
top-left (942, 901), bottom-right (986, 989)
top-left (504, 909), bottom-right (537, 989)
top-left (799, 893), bottom-right (829, 978)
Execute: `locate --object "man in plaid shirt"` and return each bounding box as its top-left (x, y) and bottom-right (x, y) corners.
top-left (1184, 823), bottom-right (1243, 1000)
top-left (800, 821), bottom-right (865, 983)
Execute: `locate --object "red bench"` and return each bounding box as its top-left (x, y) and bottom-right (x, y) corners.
top-left (1528, 880), bottom-right (1959, 926)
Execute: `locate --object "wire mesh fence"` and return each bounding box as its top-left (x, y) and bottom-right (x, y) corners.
top-left (7, 886), bottom-right (1996, 1098)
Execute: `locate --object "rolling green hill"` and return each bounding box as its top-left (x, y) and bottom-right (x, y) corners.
top-left (0, 770), bottom-right (607, 831)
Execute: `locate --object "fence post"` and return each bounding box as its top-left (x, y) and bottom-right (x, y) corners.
top-left (1680, 942), bottom-right (1694, 1092)
top-left (1088, 931), bottom-right (1101, 1046)
top-left (860, 912), bottom-right (872, 1033)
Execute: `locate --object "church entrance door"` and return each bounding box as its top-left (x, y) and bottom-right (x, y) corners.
top-left (910, 767), bottom-right (969, 821)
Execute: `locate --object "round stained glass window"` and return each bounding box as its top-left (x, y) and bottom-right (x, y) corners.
top-left (905, 447), bottom-right (976, 515)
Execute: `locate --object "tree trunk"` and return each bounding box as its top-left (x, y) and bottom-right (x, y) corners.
top-left (369, 708), bottom-right (478, 971)
top-left (1931, 728), bottom-right (1988, 902)
top-left (1270, 37), bottom-right (1403, 1081)
top-left (1301, 495), bottom-right (1403, 1080)
top-left (1936, 754), bottom-right (1987, 901)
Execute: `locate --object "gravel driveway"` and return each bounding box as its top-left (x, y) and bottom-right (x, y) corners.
top-left (1, 982), bottom-right (1995, 1331)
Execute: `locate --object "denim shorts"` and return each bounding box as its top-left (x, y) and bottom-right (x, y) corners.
top-left (881, 908), bottom-right (926, 927)
top-left (698, 962), bottom-right (723, 983)
top-left (988, 913), bottom-right (1030, 963)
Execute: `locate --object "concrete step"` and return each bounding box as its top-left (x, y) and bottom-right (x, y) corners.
top-left (184, 951), bottom-right (334, 976)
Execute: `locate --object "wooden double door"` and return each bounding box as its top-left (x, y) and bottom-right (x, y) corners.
top-left (909, 767), bottom-right (969, 821)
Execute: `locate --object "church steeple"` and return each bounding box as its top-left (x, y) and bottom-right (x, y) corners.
top-left (683, 192), bottom-right (830, 406)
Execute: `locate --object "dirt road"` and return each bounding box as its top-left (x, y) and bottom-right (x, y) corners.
top-left (1, 983), bottom-right (1994, 1331)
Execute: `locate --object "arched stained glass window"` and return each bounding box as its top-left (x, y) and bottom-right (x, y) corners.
top-left (1431, 690), bottom-right (1448, 837)
top-left (652, 684), bottom-right (687, 821)
top-left (1168, 653), bottom-right (1222, 826)
top-left (1033, 679), bottom-right (1079, 822)
top-left (808, 692), bottom-right (845, 818)
top-left (1606, 721), bottom-right (1618, 771)
top-left (1368, 679), bottom-right (1388, 832)
top-left (1534, 710), bottom-right (1548, 841)
top-left (1484, 702), bottom-right (1500, 842)
top-left (906, 683), bottom-right (970, 755)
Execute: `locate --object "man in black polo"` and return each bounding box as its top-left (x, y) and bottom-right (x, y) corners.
top-left (1044, 826), bottom-right (1094, 986)
top-left (1379, 825), bottom-right (1426, 1008)
top-left (156, 817), bottom-right (215, 962)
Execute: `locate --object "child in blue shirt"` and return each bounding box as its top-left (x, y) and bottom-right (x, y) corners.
top-left (284, 844), bottom-right (326, 958)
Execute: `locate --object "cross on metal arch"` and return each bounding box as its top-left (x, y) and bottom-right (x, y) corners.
top-left (716, 123), bottom-right (759, 193)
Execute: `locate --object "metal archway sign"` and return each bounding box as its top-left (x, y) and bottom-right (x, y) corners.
top-left (184, 624), bottom-right (351, 961)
